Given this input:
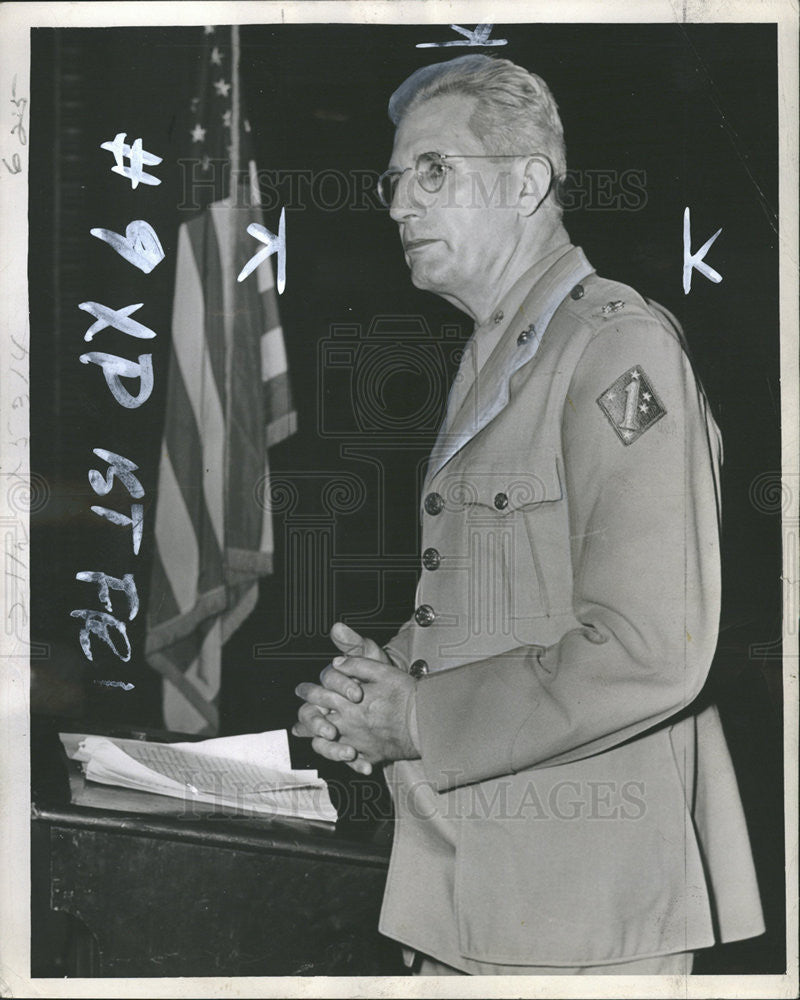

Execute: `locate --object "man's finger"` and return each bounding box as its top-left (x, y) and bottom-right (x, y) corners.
top-left (311, 735), bottom-right (358, 763)
top-left (319, 663), bottom-right (364, 702)
top-left (323, 656), bottom-right (390, 684)
top-left (295, 682), bottom-right (349, 713)
top-left (350, 756), bottom-right (374, 776)
top-left (294, 703), bottom-right (339, 741)
top-left (330, 621), bottom-right (390, 663)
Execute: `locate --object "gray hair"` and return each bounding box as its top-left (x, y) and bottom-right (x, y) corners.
top-left (388, 55), bottom-right (567, 205)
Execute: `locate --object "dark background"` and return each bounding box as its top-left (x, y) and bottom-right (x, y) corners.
top-left (29, 23), bottom-right (784, 973)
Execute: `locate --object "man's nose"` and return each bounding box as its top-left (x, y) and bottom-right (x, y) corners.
top-left (389, 170), bottom-right (425, 222)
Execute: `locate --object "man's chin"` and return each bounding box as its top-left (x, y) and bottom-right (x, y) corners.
top-left (408, 263), bottom-right (446, 295)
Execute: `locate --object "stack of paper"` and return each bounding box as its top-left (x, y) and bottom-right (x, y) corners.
top-left (60, 730), bottom-right (336, 823)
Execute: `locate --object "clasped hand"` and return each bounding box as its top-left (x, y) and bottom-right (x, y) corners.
top-left (292, 622), bottom-right (419, 775)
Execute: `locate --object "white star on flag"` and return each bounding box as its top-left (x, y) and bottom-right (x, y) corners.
top-left (643, 391), bottom-right (652, 401)
top-left (630, 370), bottom-right (641, 380)
top-left (214, 79), bottom-right (231, 97)
top-left (191, 123), bottom-right (207, 143)
top-left (210, 46), bottom-right (223, 65)
top-left (222, 109), bottom-right (232, 128)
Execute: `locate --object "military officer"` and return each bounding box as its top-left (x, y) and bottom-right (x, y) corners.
top-left (293, 54), bottom-right (764, 975)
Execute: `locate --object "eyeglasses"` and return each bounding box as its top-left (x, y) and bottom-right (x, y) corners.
top-left (377, 151), bottom-right (546, 208)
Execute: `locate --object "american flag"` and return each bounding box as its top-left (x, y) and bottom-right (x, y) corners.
top-left (145, 25), bottom-right (296, 733)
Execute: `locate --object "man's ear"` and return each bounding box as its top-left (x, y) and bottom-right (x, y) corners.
top-left (518, 156), bottom-right (553, 217)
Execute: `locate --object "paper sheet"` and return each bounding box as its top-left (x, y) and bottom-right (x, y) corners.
top-left (171, 729), bottom-right (316, 780)
top-left (59, 731), bottom-right (336, 822)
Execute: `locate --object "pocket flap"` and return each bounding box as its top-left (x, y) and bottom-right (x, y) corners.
top-left (438, 451), bottom-right (563, 511)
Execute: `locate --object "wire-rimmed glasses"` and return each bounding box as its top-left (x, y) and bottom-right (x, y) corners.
top-left (377, 151), bottom-right (547, 208)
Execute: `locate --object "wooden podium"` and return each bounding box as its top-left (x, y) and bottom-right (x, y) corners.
top-left (31, 722), bottom-right (402, 978)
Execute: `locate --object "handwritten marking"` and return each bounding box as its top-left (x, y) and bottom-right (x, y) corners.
top-left (416, 22), bottom-right (508, 48)
top-left (75, 571), bottom-right (139, 620)
top-left (10, 74), bottom-right (27, 145)
top-left (93, 679), bottom-right (136, 691)
top-left (90, 503), bottom-right (144, 554)
top-left (90, 220), bottom-right (165, 273)
top-left (100, 132), bottom-right (162, 189)
top-left (238, 207), bottom-right (286, 292)
top-left (70, 609), bottom-right (132, 662)
top-left (78, 351), bottom-right (154, 408)
top-left (71, 124), bottom-right (163, 667)
top-left (2, 152), bottom-right (21, 175)
top-left (79, 301), bottom-right (156, 342)
top-left (10, 333), bottom-right (27, 358)
top-left (89, 448), bottom-right (145, 498)
top-left (682, 206), bottom-right (722, 294)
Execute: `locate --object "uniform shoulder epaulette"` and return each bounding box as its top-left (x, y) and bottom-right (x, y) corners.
top-left (563, 274), bottom-right (656, 328)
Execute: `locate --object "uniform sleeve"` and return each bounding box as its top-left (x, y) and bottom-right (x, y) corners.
top-left (414, 312), bottom-right (723, 792)
top-left (383, 617), bottom-right (414, 670)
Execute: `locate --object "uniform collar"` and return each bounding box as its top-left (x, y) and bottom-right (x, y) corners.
top-left (423, 245), bottom-right (594, 488)
top-left (473, 243), bottom-right (574, 339)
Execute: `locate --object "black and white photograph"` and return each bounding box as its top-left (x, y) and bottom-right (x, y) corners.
top-left (0, 1), bottom-right (797, 996)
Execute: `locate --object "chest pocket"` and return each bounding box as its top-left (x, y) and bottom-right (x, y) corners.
top-left (435, 453), bottom-right (565, 645)
top-left (438, 452), bottom-right (563, 513)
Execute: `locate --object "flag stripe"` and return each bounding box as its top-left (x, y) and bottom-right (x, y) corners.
top-left (263, 371), bottom-right (296, 445)
top-left (152, 647), bottom-right (219, 732)
top-left (221, 582), bottom-right (258, 644)
top-left (145, 584), bottom-right (227, 653)
top-left (260, 326), bottom-right (288, 380)
top-left (173, 221), bottom-right (226, 551)
top-left (182, 617), bottom-right (222, 697)
top-left (185, 214), bottom-right (228, 410)
top-left (153, 450), bottom-right (200, 614)
top-left (160, 346), bottom-right (224, 596)
top-left (147, 537), bottom-right (180, 625)
top-left (259, 286), bottom-right (282, 337)
top-left (266, 411), bottom-right (298, 449)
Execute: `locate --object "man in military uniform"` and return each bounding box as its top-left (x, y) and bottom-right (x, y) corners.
top-left (293, 55), bottom-right (764, 974)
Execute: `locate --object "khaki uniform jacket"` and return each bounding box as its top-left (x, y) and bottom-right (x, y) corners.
top-left (379, 246), bottom-right (765, 968)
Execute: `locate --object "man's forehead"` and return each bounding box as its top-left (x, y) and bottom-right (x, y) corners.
top-left (390, 93), bottom-right (479, 162)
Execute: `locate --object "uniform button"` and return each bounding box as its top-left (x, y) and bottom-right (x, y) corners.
top-left (492, 309), bottom-right (504, 325)
top-left (517, 324), bottom-right (534, 345)
top-left (422, 547), bottom-right (441, 571)
top-left (414, 604), bottom-right (436, 627)
top-left (570, 283), bottom-right (585, 300)
top-left (409, 659), bottom-right (429, 678)
top-left (424, 492), bottom-right (444, 515)
top-left (494, 492), bottom-right (508, 510)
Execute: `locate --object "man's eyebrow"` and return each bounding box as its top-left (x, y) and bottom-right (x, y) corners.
top-left (386, 150), bottom-right (442, 169)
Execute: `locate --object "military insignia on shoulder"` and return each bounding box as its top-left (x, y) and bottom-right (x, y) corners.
top-left (601, 300), bottom-right (626, 315)
top-left (597, 366), bottom-right (666, 445)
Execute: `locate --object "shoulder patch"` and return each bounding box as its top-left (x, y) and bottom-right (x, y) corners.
top-left (596, 366), bottom-right (666, 445)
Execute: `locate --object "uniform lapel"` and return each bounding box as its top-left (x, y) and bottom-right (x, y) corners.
top-left (424, 247), bottom-right (595, 486)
